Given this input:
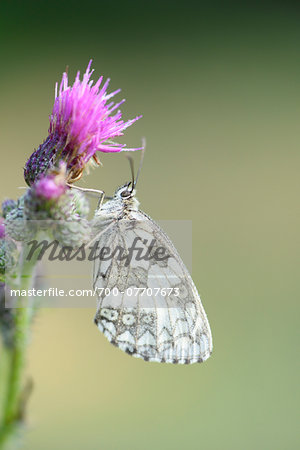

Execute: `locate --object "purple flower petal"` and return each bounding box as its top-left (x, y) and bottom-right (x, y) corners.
top-left (34, 175), bottom-right (66, 200)
top-left (24, 60), bottom-right (142, 185)
top-left (0, 218), bottom-right (5, 239)
top-left (50, 59), bottom-right (141, 161)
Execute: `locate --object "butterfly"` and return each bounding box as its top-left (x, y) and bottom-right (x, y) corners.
top-left (91, 154), bottom-right (213, 364)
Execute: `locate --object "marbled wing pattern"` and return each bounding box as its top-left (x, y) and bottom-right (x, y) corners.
top-left (93, 210), bottom-right (212, 364)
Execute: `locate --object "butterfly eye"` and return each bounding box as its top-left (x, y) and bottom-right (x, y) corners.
top-left (121, 190), bottom-right (131, 198)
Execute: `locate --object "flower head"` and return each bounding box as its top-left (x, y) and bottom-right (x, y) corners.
top-left (24, 60), bottom-right (142, 185)
top-left (23, 163), bottom-right (69, 221)
top-left (2, 199), bottom-right (17, 219)
top-left (0, 218), bottom-right (5, 239)
top-left (34, 172), bottom-right (67, 200)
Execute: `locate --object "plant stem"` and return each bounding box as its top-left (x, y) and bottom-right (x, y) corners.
top-left (0, 245), bottom-right (37, 448)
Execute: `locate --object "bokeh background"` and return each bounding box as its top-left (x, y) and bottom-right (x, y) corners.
top-left (0, 1), bottom-right (299, 449)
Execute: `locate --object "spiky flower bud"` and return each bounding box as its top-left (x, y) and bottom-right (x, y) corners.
top-left (0, 218), bottom-right (5, 239)
top-left (2, 199), bottom-right (17, 218)
top-left (22, 166), bottom-right (91, 247)
top-left (4, 196), bottom-right (33, 242)
top-left (23, 169), bottom-right (69, 221)
top-left (53, 216), bottom-right (91, 248)
top-left (0, 238), bottom-right (18, 281)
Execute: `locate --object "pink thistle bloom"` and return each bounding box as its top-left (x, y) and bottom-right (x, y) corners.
top-left (24, 60), bottom-right (142, 185)
top-left (34, 174), bottom-right (66, 200)
top-left (33, 163), bottom-right (68, 200)
top-left (0, 218), bottom-right (5, 239)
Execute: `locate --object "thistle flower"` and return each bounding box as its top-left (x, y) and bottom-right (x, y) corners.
top-left (2, 199), bottom-right (17, 218)
top-left (34, 171), bottom-right (67, 201)
top-left (0, 238), bottom-right (18, 283)
top-left (24, 165), bottom-right (69, 220)
top-left (0, 218), bottom-right (5, 239)
top-left (53, 216), bottom-right (91, 248)
top-left (4, 197), bottom-right (29, 242)
top-left (24, 60), bottom-right (142, 185)
top-left (22, 163), bottom-right (91, 246)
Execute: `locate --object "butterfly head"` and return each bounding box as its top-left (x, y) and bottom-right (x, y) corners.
top-left (113, 148), bottom-right (144, 207)
top-left (115, 182), bottom-right (135, 199)
top-left (96, 150), bottom-right (144, 216)
top-left (113, 182), bottom-right (139, 209)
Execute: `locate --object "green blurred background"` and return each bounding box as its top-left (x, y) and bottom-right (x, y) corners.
top-left (0, 1), bottom-right (299, 449)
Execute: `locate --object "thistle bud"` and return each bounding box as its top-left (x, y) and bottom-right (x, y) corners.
top-left (0, 218), bottom-right (5, 239)
top-left (4, 196), bottom-right (32, 242)
top-left (53, 216), bottom-right (91, 248)
top-left (0, 238), bottom-right (18, 281)
top-left (2, 199), bottom-right (17, 218)
top-left (23, 167), bottom-right (69, 221)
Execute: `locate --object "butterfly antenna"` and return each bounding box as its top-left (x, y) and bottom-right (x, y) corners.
top-left (126, 138), bottom-right (146, 192)
top-left (134, 138), bottom-right (146, 188)
top-left (126, 155), bottom-right (135, 192)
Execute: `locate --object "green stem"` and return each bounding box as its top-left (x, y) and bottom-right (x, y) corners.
top-left (0, 245), bottom-right (38, 448)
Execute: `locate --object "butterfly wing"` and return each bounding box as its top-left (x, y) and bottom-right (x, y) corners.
top-left (93, 210), bottom-right (212, 364)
